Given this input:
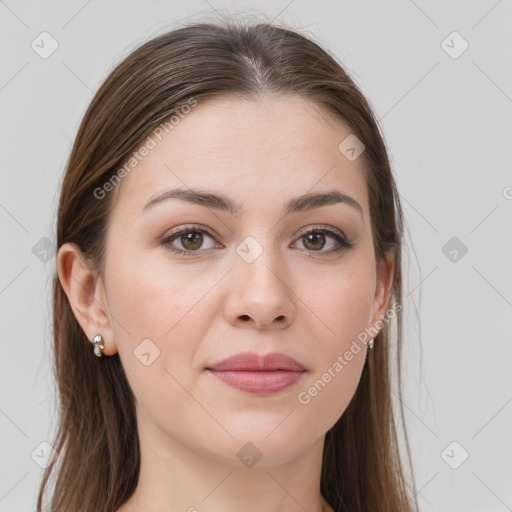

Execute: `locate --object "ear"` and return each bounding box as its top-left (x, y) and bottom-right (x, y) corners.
top-left (369, 250), bottom-right (395, 332)
top-left (57, 242), bottom-right (116, 356)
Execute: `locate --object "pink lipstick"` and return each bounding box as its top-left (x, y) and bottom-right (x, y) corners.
top-left (206, 352), bottom-right (306, 395)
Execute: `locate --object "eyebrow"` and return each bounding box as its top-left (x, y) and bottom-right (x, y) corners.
top-left (143, 188), bottom-right (364, 220)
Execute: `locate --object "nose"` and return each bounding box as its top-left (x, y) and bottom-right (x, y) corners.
top-left (224, 250), bottom-right (296, 330)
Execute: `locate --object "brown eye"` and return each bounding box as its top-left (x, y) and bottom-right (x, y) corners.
top-left (179, 231), bottom-right (204, 251)
top-left (162, 226), bottom-right (218, 255)
top-left (294, 226), bottom-right (354, 255)
top-left (162, 224), bottom-right (353, 257)
top-left (302, 232), bottom-right (327, 251)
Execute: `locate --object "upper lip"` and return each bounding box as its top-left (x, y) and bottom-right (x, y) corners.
top-left (206, 352), bottom-right (306, 372)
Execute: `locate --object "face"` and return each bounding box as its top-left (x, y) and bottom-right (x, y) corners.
top-left (93, 94), bottom-right (392, 468)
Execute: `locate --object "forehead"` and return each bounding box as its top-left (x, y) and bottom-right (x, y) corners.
top-left (110, 94), bottom-right (370, 219)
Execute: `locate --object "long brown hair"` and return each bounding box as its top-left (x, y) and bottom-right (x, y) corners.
top-left (38, 15), bottom-right (418, 512)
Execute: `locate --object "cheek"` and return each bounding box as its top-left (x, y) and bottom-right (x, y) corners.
top-left (292, 258), bottom-right (374, 428)
top-left (105, 251), bottom-right (217, 434)
top-left (104, 245), bottom-right (224, 410)
top-left (106, 246), bottom-right (217, 343)
top-left (305, 257), bottom-right (375, 351)
top-left (295, 346), bottom-right (366, 439)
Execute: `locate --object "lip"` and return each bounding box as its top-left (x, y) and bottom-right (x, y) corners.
top-left (206, 352), bottom-right (306, 395)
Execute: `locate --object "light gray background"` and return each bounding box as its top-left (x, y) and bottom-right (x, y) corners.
top-left (1, 1), bottom-right (511, 511)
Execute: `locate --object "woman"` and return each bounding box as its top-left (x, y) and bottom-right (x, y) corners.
top-left (37, 16), bottom-right (418, 512)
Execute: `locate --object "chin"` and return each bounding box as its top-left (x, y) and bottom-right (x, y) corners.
top-left (198, 427), bottom-right (320, 470)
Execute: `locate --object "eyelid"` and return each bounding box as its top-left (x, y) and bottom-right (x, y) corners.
top-left (162, 223), bottom-right (347, 242)
top-left (162, 224), bottom-right (220, 243)
top-left (295, 223), bottom-right (347, 240)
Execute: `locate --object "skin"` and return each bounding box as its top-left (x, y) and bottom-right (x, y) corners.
top-left (58, 94), bottom-right (394, 512)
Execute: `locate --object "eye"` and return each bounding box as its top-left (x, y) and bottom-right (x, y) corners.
top-left (161, 224), bottom-right (354, 257)
top-left (161, 225), bottom-right (220, 255)
top-left (292, 225), bottom-right (354, 255)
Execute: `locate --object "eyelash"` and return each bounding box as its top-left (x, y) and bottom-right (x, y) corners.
top-left (161, 224), bottom-right (354, 257)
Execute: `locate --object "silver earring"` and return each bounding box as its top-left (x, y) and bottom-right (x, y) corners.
top-left (92, 334), bottom-right (105, 357)
top-left (368, 338), bottom-right (374, 350)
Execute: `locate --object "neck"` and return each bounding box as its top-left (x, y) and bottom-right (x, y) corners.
top-left (116, 413), bottom-right (332, 512)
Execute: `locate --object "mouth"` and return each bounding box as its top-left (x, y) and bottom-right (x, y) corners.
top-left (206, 352), bottom-right (307, 396)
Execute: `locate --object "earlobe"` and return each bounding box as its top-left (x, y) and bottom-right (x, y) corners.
top-left (57, 243), bottom-right (115, 355)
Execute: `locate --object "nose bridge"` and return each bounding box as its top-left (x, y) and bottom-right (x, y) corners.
top-left (237, 233), bottom-right (286, 291)
top-left (229, 233), bottom-right (296, 327)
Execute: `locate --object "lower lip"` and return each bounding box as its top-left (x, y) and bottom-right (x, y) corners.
top-left (207, 370), bottom-right (305, 395)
